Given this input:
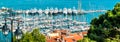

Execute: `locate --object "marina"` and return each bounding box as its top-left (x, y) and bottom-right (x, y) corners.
top-left (0, 8), bottom-right (90, 34)
top-left (0, 0), bottom-right (118, 42)
top-left (0, 6), bottom-right (106, 35)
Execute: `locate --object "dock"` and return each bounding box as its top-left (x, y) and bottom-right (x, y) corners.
top-left (0, 7), bottom-right (101, 34)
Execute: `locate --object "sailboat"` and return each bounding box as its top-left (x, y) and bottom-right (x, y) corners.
top-left (77, 0), bottom-right (86, 14)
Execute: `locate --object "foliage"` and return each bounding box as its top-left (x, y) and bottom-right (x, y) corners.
top-left (13, 28), bottom-right (46, 42)
top-left (87, 2), bottom-right (120, 42)
top-left (31, 29), bottom-right (46, 42)
top-left (77, 37), bottom-right (96, 42)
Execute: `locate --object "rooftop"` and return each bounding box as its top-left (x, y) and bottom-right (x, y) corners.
top-left (46, 30), bottom-right (88, 42)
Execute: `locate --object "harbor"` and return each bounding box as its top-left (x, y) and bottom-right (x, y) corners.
top-left (0, 7), bottom-right (90, 34)
top-left (0, 0), bottom-right (117, 42)
top-left (0, 7), bottom-right (90, 42)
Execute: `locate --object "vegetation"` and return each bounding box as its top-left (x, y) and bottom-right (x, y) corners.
top-left (78, 2), bottom-right (120, 42)
top-left (13, 28), bottom-right (46, 42)
top-left (13, 2), bottom-right (120, 42)
top-left (88, 3), bottom-right (120, 42)
top-left (77, 37), bottom-right (96, 42)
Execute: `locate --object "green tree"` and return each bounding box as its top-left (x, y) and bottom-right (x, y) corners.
top-left (104, 38), bottom-right (111, 42)
top-left (77, 37), bottom-right (96, 42)
top-left (88, 2), bottom-right (120, 42)
top-left (13, 28), bottom-right (46, 42)
top-left (21, 32), bottom-right (34, 42)
top-left (31, 29), bottom-right (46, 42)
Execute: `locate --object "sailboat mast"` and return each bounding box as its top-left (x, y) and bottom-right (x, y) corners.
top-left (78, 0), bottom-right (81, 13)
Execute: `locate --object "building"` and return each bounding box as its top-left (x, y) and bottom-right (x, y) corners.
top-left (46, 29), bottom-right (88, 42)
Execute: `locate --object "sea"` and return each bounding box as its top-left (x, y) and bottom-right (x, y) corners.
top-left (0, 0), bottom-right (120, 42)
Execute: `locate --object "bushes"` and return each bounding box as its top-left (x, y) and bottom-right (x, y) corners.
top-left (77, 37), bottom-right (96, 42)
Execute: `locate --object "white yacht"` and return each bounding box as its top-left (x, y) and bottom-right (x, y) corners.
top-left (58, 9), bottom-right (62, 13)
top-left (49, 7), bottom-right (54, 14)
top-left (44, 7), bottom-right (50, 14)
top-left (72, 7), bottom-right (78, 14)
top-left (15, 10), bottom-right (23, 14)
top-left (31, 8), bottom-right (37, 13)
top-left (63, 8), bottom-right (68, 14)
top-left (38, 9), bottom-right (43, 14)
top-left (53, 8), bottom-right (58, 14)
top-left (25, 10), bottom-right (30, 14)
top-left (67, 8), bottom-right (72, 14)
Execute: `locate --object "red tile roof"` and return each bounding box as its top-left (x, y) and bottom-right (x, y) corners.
top-left (46, 30), bottom-right (85, 42)
top-left (82, 31), bottom-right (88, 36)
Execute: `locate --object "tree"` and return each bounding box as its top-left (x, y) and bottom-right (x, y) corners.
top-left (114, 2), bottom-right (120, 12)
top-left (104, 38), bottom-right (111, 42)
top-left (88, 2), bottom-right (120, 42)
top-left (31, 29), bottom-right (46, 42)
top-left (21, 32), bottom-right (34, 42)
top-left (13, 28), bottom-right (46, 42)
top-left (77, 37), bottom-right (96, 42)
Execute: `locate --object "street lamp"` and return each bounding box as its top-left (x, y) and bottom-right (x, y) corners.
top-left (1, 10), bottom-right (23, 42)
top-left (2, 18), bottom-right (9, 42)
top-left (2, 19), bottom-right (9, 36)
top-left (14, 21), bottom-right (23, 42)
top-left (1, 18), bottom-right (23, 42)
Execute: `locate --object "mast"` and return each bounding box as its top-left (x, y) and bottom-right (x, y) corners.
top-left (78, 0), bottom-right (81, 13)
